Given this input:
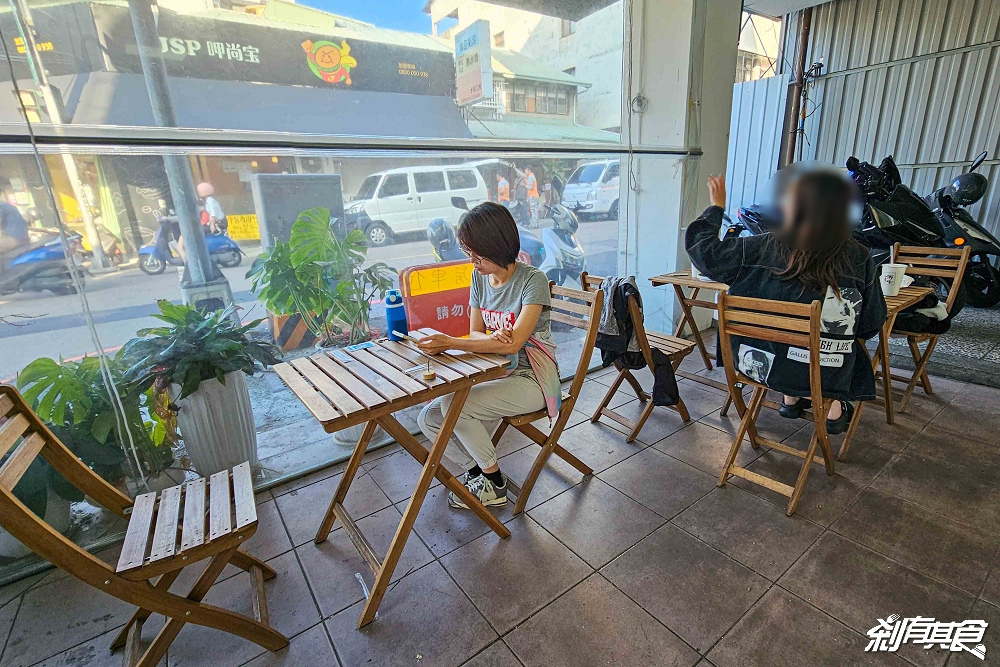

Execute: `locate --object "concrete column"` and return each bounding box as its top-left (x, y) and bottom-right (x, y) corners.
top-left (619, 0), bottom-right (742, 334)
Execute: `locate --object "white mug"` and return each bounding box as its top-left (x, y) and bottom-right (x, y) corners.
top-left (880, 263), bottom-right (907, 297)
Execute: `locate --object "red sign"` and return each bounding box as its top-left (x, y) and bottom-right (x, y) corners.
top-left (399, 260), bottom-right (473, 337)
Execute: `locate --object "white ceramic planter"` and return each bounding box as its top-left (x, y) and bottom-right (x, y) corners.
top-left (0, 486), bottom-right (71, 561)
top-left (174, 371), bottom-right (258, 477)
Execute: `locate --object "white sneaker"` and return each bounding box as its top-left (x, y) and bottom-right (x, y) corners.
top-left (448, 473), bottom-right (507, 509)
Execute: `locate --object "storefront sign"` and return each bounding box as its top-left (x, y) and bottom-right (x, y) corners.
top-left (89, 6), bottom-right (456, 97)
top-left (455, 20), bottom-right (492, 106)
top-left (400, 260), bottom-right (473, 338)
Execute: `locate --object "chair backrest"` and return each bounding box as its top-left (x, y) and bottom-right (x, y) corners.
top-left (716, 293), bottom-right (826, 407)
top-left (579, 272), bottom-right (656, 368)
top-left (0, 385), bottom-right (133, 578)
top-left (892, 243), bottom-right (972, 313)
top-left (548, 282), bottom-right (604, 401)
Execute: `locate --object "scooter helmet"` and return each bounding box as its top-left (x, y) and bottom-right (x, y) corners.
top-left (427, 217), bottom-right (458, 254)
top-left (945, 172), bottom-right (988, 207)
top-left (196, 182), bottom-right (215, 198)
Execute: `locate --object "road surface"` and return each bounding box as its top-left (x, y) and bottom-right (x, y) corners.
top-left (0, 219), bottom-right (618, 380)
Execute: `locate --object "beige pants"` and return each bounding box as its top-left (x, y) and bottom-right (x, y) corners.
top-left (417, 374), bottom-right (545, 472)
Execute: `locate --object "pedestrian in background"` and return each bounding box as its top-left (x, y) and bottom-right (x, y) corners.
top-left (524, 167), bottom-right (539, 228)
top-left (496, 172), bottom-right (510, 203)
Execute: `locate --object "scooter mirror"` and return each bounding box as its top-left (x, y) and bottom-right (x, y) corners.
top-left (451, 197), bottom-right (469, 211)
top-left (970, 151), bottom-right (988, 173)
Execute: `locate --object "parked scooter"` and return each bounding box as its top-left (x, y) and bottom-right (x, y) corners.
top-left (924, 150), bottom-right (1000, 307)
top-left (138, 213), bottom-right (243, 275)
top-left (537, 203), bottom-right (586, 286)
top-left (0, 227), bottom-right (85, 296)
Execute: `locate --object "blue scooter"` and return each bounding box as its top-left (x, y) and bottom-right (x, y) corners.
top-left (0, 227), bottom-right (85, 296)
top-left (138, 214), bottom-right (243, 275)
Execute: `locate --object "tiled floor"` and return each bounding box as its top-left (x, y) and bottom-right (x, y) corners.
top-left (1, 361), bottom-right (998, 667)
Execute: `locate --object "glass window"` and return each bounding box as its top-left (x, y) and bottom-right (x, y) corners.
top-left (447, 170), bottom-right (478, 190)
top-left (355, 175), bottom-right (381, 200)
top-left (569, 163), bottom-right (606, 184)
top-left (513, 84), bottom-right (526, 112)
top-left (561, 19), bottom-right (577, 37)
top-left (557, 90), bottom-right (569, 115)
top-left (414, 171), bottom-right (447, 193)
top-left (378, 174), bottom-right (409, 197)
top-left (603, 163), bottom-right (620, 182)
top-left (547, 88), bottom-right (559, 115)
top-left (525, 84), bottom-right (536, 113)
top-left (536, 85), bottom-right (549, 114)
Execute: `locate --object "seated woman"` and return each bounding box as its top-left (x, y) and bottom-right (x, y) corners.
top-left (686, 172), bottom-right (886, 434)
top-left (417, 202), bottom-right (559, 509)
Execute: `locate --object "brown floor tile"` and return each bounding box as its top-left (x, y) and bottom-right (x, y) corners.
top-left (707, 588), bottom-right (910, 667)
top-left (362, 448), bottom-right (442, 504)
top-left (984, 565), bottom-right (1000, 606)
top-left (243, 623), bottom-right (339, 667)
top-left (0, 573), bottom-right (43, 610)
top-left (652, 422), bottom-right (764, 476)
top-left (672, 486), bottom-right (823, 580)
top-left (598, 446), bottom-right (716, 519)
top-left (29, 620), bottom-right (167, 667)
top-left (167, 551), bottom-right (321, 667)
top-left (930, 403), bottom-right (1000, 445)
top-left (244, 499), bottom-right (295, 563)
top-left (730, 450), bottom-right (863, 526)
top-left (1, 575), bottom-right (133, 667)
top-left (601, 524), bottom-right (769, 652)
top-left (297, 505), bottom-right (435, 618)
top-left (0, 600), bottom-right (19, 664)
top-left (497, 445), bottom-right (585, 511)
top-left (463, 641), bottom-right (523, 667)
top-left (831, 489), bottom-right (999, 595)
top-left (947, 600), bottom-right (998, 667)
top-left (845, 404), bottom-right (927, 453)
top-left (326, 562), bottom-right (497, 667)
top-left (441, 515), bottom-right (591, 634)
top-left (950, 382), bottom-right (1000, 412)
top-left (528, 478), bottom-right (665, 567)
top-left (549, 419), bottom-right (650, 473)
top-left (269, 461), bottom-right (348, 499)
top-left (778, 424), bottom-right (897, 487)
top-left (506, 574), bottom-right (699, 667)
top-left (779, 533), bottom-right (973, 667)
top-left (274, 469), bottom-right (392, 547)
top-left (596, 398), bottom-right (690, 444)
top-left (872, 428), bottom-right (1000, 534)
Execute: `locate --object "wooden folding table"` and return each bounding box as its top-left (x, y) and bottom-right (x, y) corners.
top-left (273, 330), bottom-right (510, 628)
top-left (872, 285), bottom-right (933, 425)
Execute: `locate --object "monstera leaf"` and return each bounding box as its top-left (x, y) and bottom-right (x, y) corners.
top-left (18, 357), bottom-right (94, 426)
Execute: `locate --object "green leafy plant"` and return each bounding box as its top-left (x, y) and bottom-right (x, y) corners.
top-left (14, 352), bottom-right (176, 516)
top-left (247, 207), bottom-right (397, 345)
top-left (120, 300), bottom-right (282, 400)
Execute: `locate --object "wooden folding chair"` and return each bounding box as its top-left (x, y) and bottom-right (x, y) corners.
top-left (888, 243), bottom-right (971, 412)
top-left (715, 293), bottom-right (862, 516)
top-left (0, 385), bottom-right (287, 667)
top-left (490, 283), bottom-right (603, 514)
top-left (580, 272), bottom-right (696, 442)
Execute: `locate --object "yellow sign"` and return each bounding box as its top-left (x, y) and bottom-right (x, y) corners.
top-left (228, 213), bottom-right (259, 240)
top-left (406, 262), bottom-right (473, 296)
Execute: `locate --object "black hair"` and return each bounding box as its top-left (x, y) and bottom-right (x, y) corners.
top-left (456, 201), bottom-right (520, 267)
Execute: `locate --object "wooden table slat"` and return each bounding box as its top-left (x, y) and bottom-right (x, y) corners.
top-left (378, 340), bottom-right (464, 382)
top-left (388, 339), bottom-right (482, 377)
top-left (289, 357), bottom-right (365, 417)
top-left (348, 347), bottom-right (431, 394)
top-left (321, 351), bottom-right (408, 402)
top-left (273, 363), bottom-right (339, 423)
top-left (367, 344), bottom-right (451, 387)
top-left (310, 353), bottom-right (387, 408)
top-left (410, 328), bottom-right (499, 372)
top-left (650, 271), bottom-right (728, 291)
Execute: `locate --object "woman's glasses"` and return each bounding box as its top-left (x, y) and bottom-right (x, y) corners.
top-left (460, 245), bottom-right (485, 266)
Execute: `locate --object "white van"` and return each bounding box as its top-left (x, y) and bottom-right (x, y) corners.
top-left (561, 159), bottom-right (620, 220)
top-left (346, 164), bottom-right (490, 246)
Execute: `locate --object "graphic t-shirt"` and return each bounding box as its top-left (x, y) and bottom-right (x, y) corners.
top-left (470, 262), bottom-right (554, 375)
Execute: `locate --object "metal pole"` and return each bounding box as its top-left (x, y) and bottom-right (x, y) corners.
top-left (9, 0), bottom-right (109, 269)
top-left (126, 0), bottom-right (218, 286)
top-left (784, 6), bottom-right (812, 167)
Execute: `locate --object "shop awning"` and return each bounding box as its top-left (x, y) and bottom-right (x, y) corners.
top-left (42, 72), bottom-right (474, 139)
top-left (466, 113), bottom-right (619, 143)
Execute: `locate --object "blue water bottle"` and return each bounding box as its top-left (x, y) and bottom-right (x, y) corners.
top-left (385, 289), bottom-right (408, 341)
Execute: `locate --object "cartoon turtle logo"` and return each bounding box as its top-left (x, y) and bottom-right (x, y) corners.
top-left (301, 39), bottom-right (357, 84)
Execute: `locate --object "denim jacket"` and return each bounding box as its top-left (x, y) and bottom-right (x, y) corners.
top-left (686, 206), bottom-right (886, 401)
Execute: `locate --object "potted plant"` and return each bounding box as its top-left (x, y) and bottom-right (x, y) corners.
top-left (247, 207), bottom-right (397, 346)
top-left (120, 300), bottom-right (282, 477)
top-left (5, 353), bottom-right (174, 561)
